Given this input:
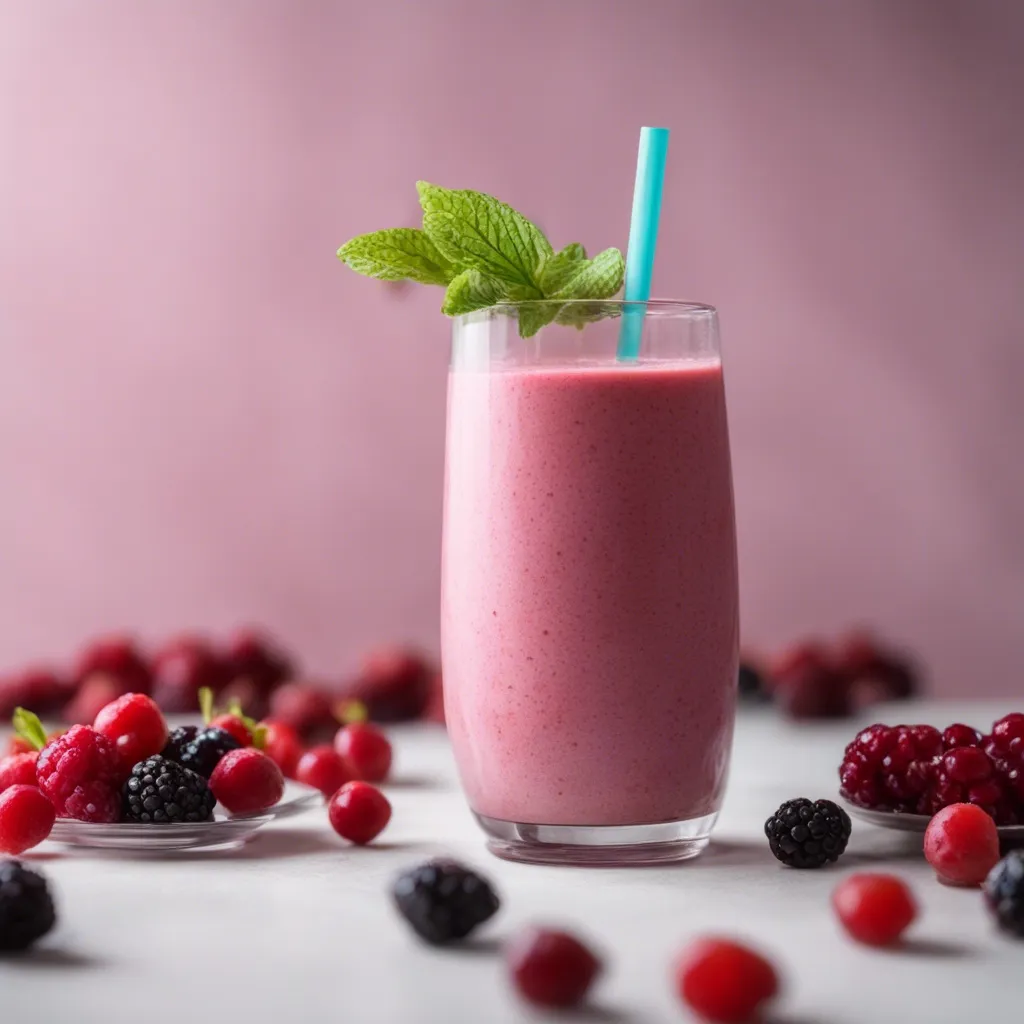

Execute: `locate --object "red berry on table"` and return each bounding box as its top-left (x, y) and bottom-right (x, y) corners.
top-left (93, 693), bottom-right (169, 770)
top-left (267, 681), bottom-right (336, 739)
top-left (209, 713), bottom-right (252, 748)
top-left (150, 635), bottom-right (226, 712)
top-left (72, 635), bottom-right (151, 694)
top-left (6, 736), bottom-right (35, 757)
top-left (334, 722), bottom-right (392, 783)
top-left (924, 803), bottom-right (1000, 887)
top-left (209, 748), bottom-right (284, 814)
top-left (0, 668), bottom-right (69, 717)
top-left (36, 724), bottom-right (125, 817)
top-left (295, 745), bottom-right (350, 796)
top-left (507, 927), bottom-right (602, 1009)
top-left (942, 724), bottom-right (982, 750)
top-left (260, 720), bottom-right (303, 778)
top-left (942, 747), bottom-right (993, 784)
top-left (222, 628), bottom-right (295, 696)
top-left (341, 647), bottom-right (435, 722)
top-left (832, 873), bottom-right (917, 946)
top-left (0, 753), bottom-right (39, 793)
top-left (63, 673), bottom-right (124, 725)
top-left (0, 785), bottom-right (56, 854)
top-left (674, 937), bottom-right (779, 1024)
top-left (990, 713), bottom-right (1024, 754)
top-left (328, 781), bottom-right (391, 844)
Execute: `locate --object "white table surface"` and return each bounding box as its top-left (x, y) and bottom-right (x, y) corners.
top-left (2, 699), bottom-right (1020, 1023)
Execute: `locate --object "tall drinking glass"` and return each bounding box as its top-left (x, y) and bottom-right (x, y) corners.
top-left (441, 300), bottom-right (738, 865)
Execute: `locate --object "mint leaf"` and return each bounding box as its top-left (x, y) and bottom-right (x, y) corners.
top-left (12, 707), bottom-right (47, 751)
top-left (517, 303), bottom-right (563, 338)
top-left (337, 228), bottom-right (457, 286)
top-left (548, 247), bottom-right (624, 300)
top-left (441, 269), bottom-right (507, 317)
top-left (539, 242), bottom-right (587, 294)
top-left (418, 182), bottom-right (552, 290)
top-left (556, 299), bottom-right (624, 330)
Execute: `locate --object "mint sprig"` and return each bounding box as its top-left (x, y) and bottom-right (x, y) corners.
top-left (336, 183), bottom-right (624, 338)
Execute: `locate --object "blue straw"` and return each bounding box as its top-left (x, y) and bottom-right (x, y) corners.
top-left (617, 127), bottom-right (670, 360)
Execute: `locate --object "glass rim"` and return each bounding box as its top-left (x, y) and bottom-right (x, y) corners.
top-left (481, 298), bottom-right (717, 317)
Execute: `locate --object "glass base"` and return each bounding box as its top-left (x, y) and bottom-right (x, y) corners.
top-left (475, 811), bottom-right (718, 866)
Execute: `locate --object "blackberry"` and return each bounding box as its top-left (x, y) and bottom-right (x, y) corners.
top-left (738, 662), bottom-right (771, 703)
top-left (392, 859), bottom-right (500, 944)
top-left (179, 727), bottom-right (242, 779)
top-left (764, 798), bottom-right (852, 869)
top-left (122, 756), bottom-right (215, 824)
top-left (984, 851), bottom-right (1024, 937)
top-left (161, 725), bottom-right (200, 763)
top-left (0, 860), bottom-right (56, 951)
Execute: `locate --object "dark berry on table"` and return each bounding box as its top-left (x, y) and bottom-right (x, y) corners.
top-left (161, 725), bottom-right (200, 763)
top-left (392, 860), bottom-right (500, 945)
top-left (943, 724), bottom-right (982, 750)
top-left (209, 713), bottom-right (253, 748)
top-left (507, 927), bottom-right (602, 1008)
top-left (0, 860), bottom-right (56, 951)
top-left (209, 748), bottom-right (284, 814)
top-left (151, 636), bottom-right (226, 713)
top-left (984, 850), bottom-right (1024, 937)
top-left (93, 692), bottom-right (169, 771)
top-left (267, 682), bottom-right (336, 739)
top-left (334, 722), bottom-right (392, 783)
top-left (737, 662), bottom-right (770, 702)
top-left (296, 746), bottom-right (349, 797)
top-left (342, 648), bottom-right (435, 723)
top-left (175, 727), bottom-right (242, 779)
top-left (328, 781), bottom-right (391, 844)
top-left (924, 803), bottom-right (1000, 887)
top-left (674, 937), bottom-right (780, 1024)
top-left (261, 720), bottom-right (303, 778)
top-left (0, 786), bottom-right (55, 855)
top-left (36, 724), bottom-right (125, 816)
top-left (764, 798), bottom-right (851, 868)
top-left (832, 873), bottom-right (917, 946)
top-left (122, 755), bottom-right (215, 824)
top-left (0, 754), bottom-right (39, 794)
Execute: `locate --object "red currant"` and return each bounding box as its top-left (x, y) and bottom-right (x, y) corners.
top-left (674, 937), bottom-right (780, 1023)
top-left (942, 724), bottom-right (982, 750)
top-left (507, 927), bottom-right (602, 1008)
top-left (328, 781), bottom-right (391, 844)
top-left (93, 692), bottom-right (169, 769)
top-left (924, 803), bottom-right (1000, 887)
top-left (209, 748), bottom-right (284, 814)
top-left (832, 873), bottom-right (917, 946)
top-left (261, 719), bottom-right (303, 778)
top-left (295, 745), bottom-right (349, 796)
top-left (334, 722), bottom-right (392, 783)
top-left (0, 784), bottom-right (55, 854)
top-left (942, 747), bottom-right (993, 784)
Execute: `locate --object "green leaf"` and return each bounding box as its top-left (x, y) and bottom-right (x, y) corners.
top-left (441, 269), bottom-right (508, 317)
top-left (538, 242), bottom-right (587, 295)
top-left (556, 300), bottom-right (624, 331)
top-left (517, 303), bottom-right (563, 338)
top-left (337, 228), bottom-right (458, 286)
top-left (418, 182), bottom-right (553, 290)
top-left (12, 707), bottom-right (47, 751)
top-left (547, 247), bottom-right (624, 300)
top-left (199, 686), bottom-right (215, 725)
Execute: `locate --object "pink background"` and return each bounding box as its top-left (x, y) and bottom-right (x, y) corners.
top-left (0, 1), bottom-right (1021, 695)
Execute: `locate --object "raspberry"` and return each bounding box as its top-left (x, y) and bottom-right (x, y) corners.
top-left (343, 648), bottom-right (435, 722)
top-left (36, 724), bottom-right (124, 817)
top-left (151, 636), bottom-right (226, 712)
top-left (261, 720), bottom-right (303, 778)
top-left (328, 781), bottom-right (391, 844)
top-left (984, 851), bottom-right (1024, 937)
top-left (63, 780), bottom-right (121, 823)
top-left (674, 938), bottom-right (780, 1024)
top-left (209, 748), bottom-right (284, 814)
top-left (943, 724), bottom-right (982, 750)
top-left (122, 756), bottom-right (215, 823)
top-left (392, 860), bottom-right (500, 944)
top-left (296, 745), bottom-right (350, 797)
top-left (334, 722), bottom-right (392, 783)
top-left (0, 860), bottom-right (57, 950)
top-left (764, 798), bottom-right (851, 869)
top-left (93, 693), bottom-right (169, 771)
top-left (267, 682), bottom-right (336, 739)
top-left (832, 873), bottom-right (917, 946)
top-left (924, 804), bottom-right (1000, 887)
top-left (0, 786), bottom-right (55, 854)
top-left (0, 754), bottom-right (39, 794)
top-left (507, 927), bottom-right (602, 1008)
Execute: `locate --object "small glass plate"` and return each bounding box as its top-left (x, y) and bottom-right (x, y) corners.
top-left (840, 795), bottom-right (1024, 840)
top-left (48, 780), bottom-right (321, 852)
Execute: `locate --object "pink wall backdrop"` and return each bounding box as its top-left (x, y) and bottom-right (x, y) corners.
top-left (0, 1), bottom-right (1021, 695)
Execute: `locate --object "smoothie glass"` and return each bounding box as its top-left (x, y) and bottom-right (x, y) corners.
top-left (441, 300), bottom-right (738, 865)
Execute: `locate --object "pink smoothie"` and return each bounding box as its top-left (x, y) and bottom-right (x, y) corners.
top-left (442, 358), bottom-right (738, 826)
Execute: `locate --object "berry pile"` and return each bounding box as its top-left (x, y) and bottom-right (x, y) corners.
top-left (839, 714), bottom-right (1024, 825)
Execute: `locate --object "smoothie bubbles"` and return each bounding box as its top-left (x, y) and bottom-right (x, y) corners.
top-left (338, 128), bottom-right (739, 865)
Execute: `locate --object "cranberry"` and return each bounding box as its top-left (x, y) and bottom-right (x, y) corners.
top-left (209, 713), bottom-right (252, 748)
top-left (507, 927), bottom-right (602, 1008)
top-left (334, 722), bottom-right (392, 783)
top-left (674, 938), bottom-right (780, 1024)
top-left (93, 693), bottom-right (169, 770)
top-left (342, 648), bottom-right (435, 722)
top-left (0, 753), bottom-right (39, 793)
top-left (942, 747), bottom-right (993, 784)
top-left (295, 745), bottom-right (350, 796)
top-left (260, 720), bottom-right (303, 778)
top-left (209, 748), bottom-right (284, 814)
top-left (328, 781), bottom-right (391, 844)
top-left (924, 804), bottom-right (1000, 887)
top-left (0, 785), bottom-right (55, 854)
top-left (943, 724), bottom-right (982, 750)
top-left (832, 873), bottom-right (917, 946)
top-left (267, 682), bottom-right (336, 739)
top-left (222, 628), bottom-right (294, 695)
top-left (73, 635), bottom-right (151, 693)
top-left (151, 636), bottom-right (225, 712)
